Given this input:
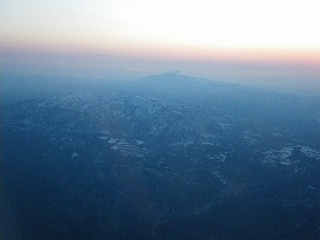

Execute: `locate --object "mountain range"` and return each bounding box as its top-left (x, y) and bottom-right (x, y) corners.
top-left (2, 73), bottom-right (320, 239)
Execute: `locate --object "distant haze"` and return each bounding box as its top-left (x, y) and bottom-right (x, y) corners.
top-left (1, 0), bottom-right (319, 94)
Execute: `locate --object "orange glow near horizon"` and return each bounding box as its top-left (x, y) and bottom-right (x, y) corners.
top-left (2, 38), bottom-right (319, 69)
top-left (2, 41), bottom-right (319, 82)
top-left (2, 0), bottom-right (319, 81)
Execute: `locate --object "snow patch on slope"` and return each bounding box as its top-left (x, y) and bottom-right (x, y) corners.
top-left (261, 146), bottom-right (320, 165)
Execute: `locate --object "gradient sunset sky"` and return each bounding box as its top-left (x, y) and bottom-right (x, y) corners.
top-left (1, 0), bottom-right (319, 92)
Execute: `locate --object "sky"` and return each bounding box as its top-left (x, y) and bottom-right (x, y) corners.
top-left (1, 0), bottom-right (319, 93)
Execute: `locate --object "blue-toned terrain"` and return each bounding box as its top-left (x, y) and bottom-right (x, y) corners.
top-left (2, 73), bottom-right (320, 239)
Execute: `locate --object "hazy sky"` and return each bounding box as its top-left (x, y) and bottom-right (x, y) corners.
top-left (1, 0), bottom-right (319, 92)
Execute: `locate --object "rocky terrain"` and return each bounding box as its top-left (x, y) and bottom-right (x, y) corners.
top-left (2, 73), bottom-right (320, 239)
